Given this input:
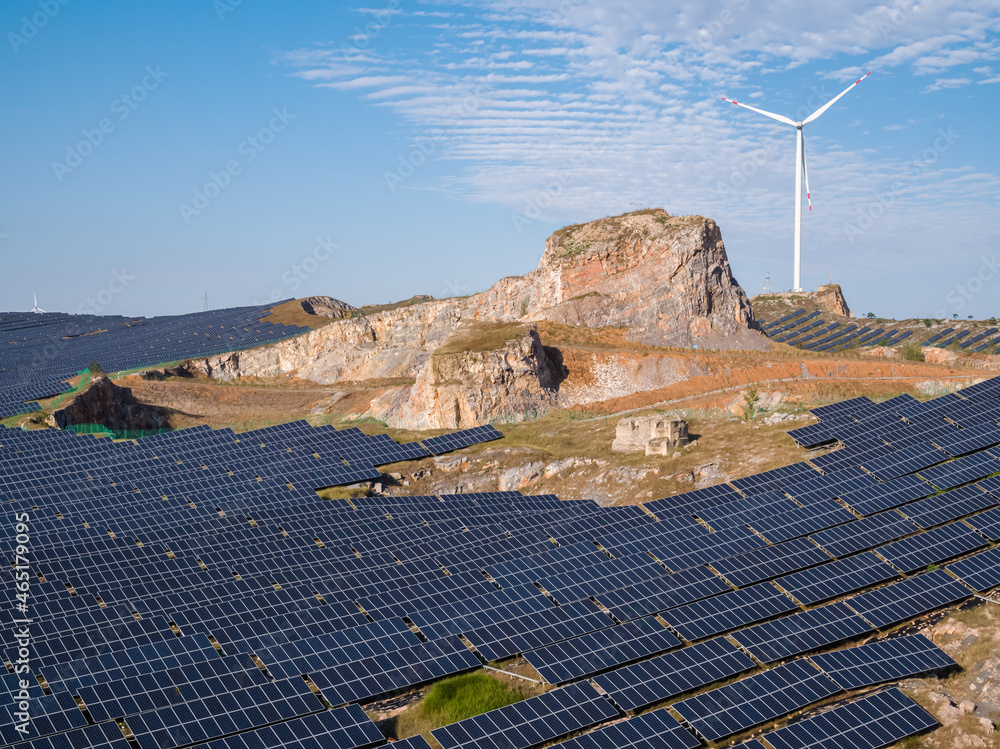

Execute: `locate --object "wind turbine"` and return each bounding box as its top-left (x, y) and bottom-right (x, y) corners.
top-left (721, 71), bottom-right (871, 292)
top-left (30, 293), bottom-right (45, 314)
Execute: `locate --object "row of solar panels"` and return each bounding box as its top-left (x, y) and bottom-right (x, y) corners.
top-left (758, 308), bottom-right (999, 353)
top-left (6, 378), bottom-right (1000, 746)
top-left (0, 304), bottom-right (311, 418)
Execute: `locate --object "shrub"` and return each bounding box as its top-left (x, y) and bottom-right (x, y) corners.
top-left (88, 362), bottom-right (104, 375)
top-left (900, 342), bottom-right (925, 362)
top-left (742, 385), bottom-right (760, 421)
top-left (923, 319), bottom-right (932, 328)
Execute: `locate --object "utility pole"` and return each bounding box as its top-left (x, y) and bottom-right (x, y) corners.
top-left (763, 271), bottom-right (771, 294)
top-left (203, 292), bottom-right (209, 312)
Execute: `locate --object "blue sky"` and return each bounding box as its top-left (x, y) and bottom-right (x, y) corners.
top-left (1, 0), bottom-right (998, 320)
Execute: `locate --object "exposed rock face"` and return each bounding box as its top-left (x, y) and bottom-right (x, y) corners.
top-left (368, 328), bottom-right (567, 429)
top-left (612, 416), bottom-right (689, 455)
top-left (813, 284), bottom-right (852, 317)
top-left (300, 296), bottom-right (358, 318)
top-left (477, 210), bottom-right (758, 349)
top-left (188, 209), bottom-right (762, 428)
top-left (50, 377), bottom-right (171, 431)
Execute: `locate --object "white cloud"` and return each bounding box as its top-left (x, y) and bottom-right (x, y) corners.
top-left (922, 76), bottom-right (972, 91)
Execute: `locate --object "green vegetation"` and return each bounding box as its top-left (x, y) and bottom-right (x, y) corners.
top-left (394, 672), bottom-right (531, 744)
top-left (924, 319), bottom-right (932, 328)
top-left (901, 341), bottom-right (926, 362)
top-left (742, 385), bottom-right (760, 421)
top-left (88, 361), bottom-right (104, 375)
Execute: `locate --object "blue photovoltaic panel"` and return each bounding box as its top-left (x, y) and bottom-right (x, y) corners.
top-left (549, 709), bottom-right (699, 749)
top-left (762, 688), bottom-right (938, 749)
top-left (523, 618), bottom-right (681, 684)
top-left (965, 507), bottom-right (1000, 541)
top-left (947, 545), bottom-right (1000, 591)
top-left (710, 537), bottom-right (832, 587)
top-left (774, 553), bottom-right (899, 606)
top-left (661, 583), bottom-right (798, 641)
top-left (731, 602), bottom-right (874, 663)
top-left (896, 484), bottom-right (998, 529)
top-left (592, 637), bottom-right (755, 711)
top-left (917, 451), bottom-right (1000, 490)
top-left (594, 567), bottom-right (731, 621)
top-left (748, 500), bottom-right (856, 543)
top-left (673, 659), bottom-right (841, 742)
top-left (874, 521), bottom-right (987, 573)
top-left (810, 634), bottom-right (956, 690)
top-left (845, 570), bottom-right (971, 628)
top-left (839, 474), bottom-right (936, 516)
top-left (809, 512), bottom-right (921, 557)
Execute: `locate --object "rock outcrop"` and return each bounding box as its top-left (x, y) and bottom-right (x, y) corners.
top-left (300, 296), bottom-right (358, 318)
top-left (50, 377), bottom-right (171, 431)
top-left (477, 210), bottom-right (758, 349)
top-left (188, 209), bottom-right (762, 428)
top-left (813, 284), bottom-right (852, 317)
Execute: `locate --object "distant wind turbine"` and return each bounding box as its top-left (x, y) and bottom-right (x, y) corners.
top-left (721, 71), bottom-right (871, 292)
top-left (30, 293), bottom-right (45, 314)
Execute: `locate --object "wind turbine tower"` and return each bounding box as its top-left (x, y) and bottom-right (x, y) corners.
top-left (721, 72), bottom-right (871, 292)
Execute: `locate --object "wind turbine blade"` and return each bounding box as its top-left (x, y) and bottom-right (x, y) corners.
top-left (719, 97), bottom-right (796, 126)
top-left (803, 71), bottom-right (871, 125)
top-left (801, 134), bottom-right (812, 211)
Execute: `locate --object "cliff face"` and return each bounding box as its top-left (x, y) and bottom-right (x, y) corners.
top-left (476, 210), bottom-right (757, 348)
top-left (189, 209), bottom-right (762, 427)
top-left (50, 377), bottom-right (171, 431)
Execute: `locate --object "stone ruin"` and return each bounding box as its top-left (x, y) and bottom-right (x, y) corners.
top-left (612, 416), bottom-right (689, 456)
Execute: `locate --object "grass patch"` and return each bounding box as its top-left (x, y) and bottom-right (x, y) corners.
top-left (433, 322), bottom-right (531, 356)
top-left (395, 672), bottom-right (533, 744)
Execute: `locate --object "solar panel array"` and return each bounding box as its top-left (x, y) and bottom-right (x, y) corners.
top-left (0, 305), bottom-right (312, 418)
top-left (6, 376), bottom-right (1000, 748)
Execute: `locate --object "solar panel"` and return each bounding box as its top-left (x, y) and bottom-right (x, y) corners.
top-left (594, 566), bottom-right (731, 621)
top-left (710, 537), bottom-right (832, 587)
top-left (431, 682), bottom-right (619, 749)
top-left (660, 583), bottom-right (798, 641)
top-left (673, 659), bottom-right (841, 742)
top-left (810, 634), bottom-right (956, 689)
top-left (845, 569), bottom-right (971, 628)
top-left (839, 474), bottom-right (935, 515)
top-left (918, 450), bottom-right (1000, 490)
top-left (774, 553), bottom-right (899, 606)
top-left (748, 500), bottom-right (856, 543)
top-left (523, 617), bottom-right (681, 684)
top-left (421, 425), bottom-right (504, 454)
top-left (592, 636), bottom-right (755, 711)
top-left (874, 521), bottom-right (987, 573)
top-left (861, 442), bottom-right (950, 481)
top-left (731, 602), bottom-right (874, 663)
top-left (809, 512), bottom-right (921, 557)
top-left (896, 484), bottom-right (998, 529)
top-left (548, 708), bottom-right (699, 749)
top-left (947, 545), bottom-right (1000, 591)
top-left (762, 688), bottom-right (938, 749)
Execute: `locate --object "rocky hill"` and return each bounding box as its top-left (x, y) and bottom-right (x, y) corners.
top-left (188, 210), bottom-right (764, 428)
